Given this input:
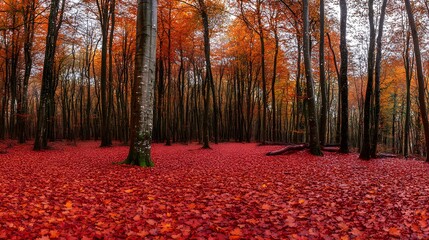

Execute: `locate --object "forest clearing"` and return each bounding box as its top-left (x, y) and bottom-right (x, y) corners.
top-left (2, 0), bottom-right (429, 238)
top-left (1, 141), bottom-right (429, 239)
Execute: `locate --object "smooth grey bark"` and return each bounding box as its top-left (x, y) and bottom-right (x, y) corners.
top-left (319, 0), bottom-right (327, 146)
top-left (303, 0), bottom-right (322, 156)
top-left (404, 0), bottom-right (429, 162)
top-left (124, 0), bottom-right (157, 166)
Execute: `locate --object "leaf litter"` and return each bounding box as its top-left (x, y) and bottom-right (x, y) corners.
top-left (0, 142), bottom-right (429, 239)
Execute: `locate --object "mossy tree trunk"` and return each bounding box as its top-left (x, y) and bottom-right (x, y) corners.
top-left (124, 0), bottom-right (157, 167)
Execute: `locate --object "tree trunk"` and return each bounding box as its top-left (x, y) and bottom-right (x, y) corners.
top-left (97, 0), bottom-right (112, 147)
top-left (370, 0), bottom-right (388, 158)
top-left (107, 0), bottom-right (116, 143)
top-left (403, 31), bottom-right (412, 157)
top-left (360, 0), bottom-right (376, 159)
top-left (303, 0), bottom-right (322, 156)
top-left (18, 1), bottom-right (35, 143)
top-left (319, 0), bottom-right (327, 146)
top-left (124, 0), bottom-right (157, 167)
top-left (198, 0), bottom-right (215, 148)
top-left (339, 0), bottom-right (349, 153)
top-left (34, 0), bottom-right (64, 150)
top-left (404, 0), bottom-right (429, 162)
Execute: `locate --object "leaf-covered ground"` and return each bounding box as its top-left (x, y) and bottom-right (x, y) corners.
top-left (1, 142), bottom-right (429, 239)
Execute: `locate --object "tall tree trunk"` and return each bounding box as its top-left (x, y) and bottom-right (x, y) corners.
top-left (271, 26), bottom-right (279, 142)
top-left (339, 0), bottom-right (349, 153)
top-left (199, 0), bottom-right (215, 148)
top-left (18, 1), bottom-right (35, 143)
top-left (403, 31), bottom-right (412, 157)
top-left (165, 4), bottom-right (172, 146)
top-left (319, 0), bottom-right (327, 146)
top-left (370, 0), bottom-right (388, 158)
top-left (360, 0), bottom-right (376, 159)
top-left (326, 32), bottom-right (341, 144)
top-left (404, 0), bottom-right (429, 162)
top-left (107, 0), bottom-right (116, 143)
top-left (97, 0), bottom-right (112, 147)
top-left (295, 38), bottom-right (303, 143)
top-left (34, 0), bottom-right (64, 150)
top-left (303, 0), bottom-right (322, 156)
top-left (124, 0), bottom-right (157, 166)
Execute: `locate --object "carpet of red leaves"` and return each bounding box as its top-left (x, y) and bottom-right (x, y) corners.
top-left (1, 141), bottom-right (429, 239)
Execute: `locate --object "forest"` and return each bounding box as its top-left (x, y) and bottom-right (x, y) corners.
top-left (1, 0), bottom-right (429, 239)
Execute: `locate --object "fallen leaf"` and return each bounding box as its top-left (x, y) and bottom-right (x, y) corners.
top-left (146, 219), bottom-right (156, 225)
top-left (261, 204), bottom-right (271, 210)
top-left (64, 201), bottom-right (73, 209)
top-left (50, 230), bottom-right (60, 239)
top-left (351, 228), bottom-right (362, 236)
top-left (388, 227), bottom-right (401, 237)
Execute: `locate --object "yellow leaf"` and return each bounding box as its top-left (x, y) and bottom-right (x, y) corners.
top-left (298, 199), bottom-right (306, 204)
top-left (124, 189), bottom-right (133, 193)
top-left (261, 184), bottom-right (267, 188)
top-left (64, 201), bottom-right (72, 209)
top-left (388, 227), bottom-right (401, 237)
top-left (147, 196), bottom-right (155, 200)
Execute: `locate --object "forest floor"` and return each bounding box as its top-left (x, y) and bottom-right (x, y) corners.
top-left (1, 142), bottom-right (429, 239)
